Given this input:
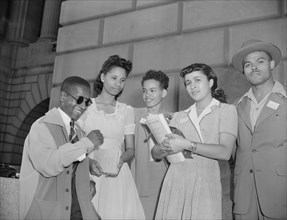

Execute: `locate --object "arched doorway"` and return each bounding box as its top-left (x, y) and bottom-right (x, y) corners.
top-left (12, 98), bottom-right (50, 166)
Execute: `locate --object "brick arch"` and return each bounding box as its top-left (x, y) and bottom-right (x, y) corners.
top-left (0, 72), bottom-right (53, 166)
top-left (12, 98), bottom-right (50, 165)
top-left (5, 72), bottom-right (53, 165)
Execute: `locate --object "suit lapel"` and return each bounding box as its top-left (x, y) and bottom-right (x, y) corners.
top-left (44, 108), bottom-right (69, 143)
top-left (237, 96), bottom-right (253, 132)
top-left (255, 94), bottom-right (282, 128)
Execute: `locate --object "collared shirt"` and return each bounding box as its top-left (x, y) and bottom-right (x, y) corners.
top-left (58, 107), bottom-right (86, 161)
top-left (247, 90), bottom-right (270, 131)
top-left (185, 98), bottom-right (220, 143)
top-left (237, 81), bottom-right (287, 131)
top-left (57, 107), bottom-right (72, 136)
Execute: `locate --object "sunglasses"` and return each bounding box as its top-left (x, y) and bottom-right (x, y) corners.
top-left (65, 91), bottom-right (92, 107)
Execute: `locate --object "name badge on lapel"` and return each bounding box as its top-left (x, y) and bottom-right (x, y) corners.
top-left (266, 100), bottom-right (279, 110)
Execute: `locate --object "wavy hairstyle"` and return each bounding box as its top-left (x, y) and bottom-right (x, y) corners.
top-left (180, 63), bottom-right (227, 103)
top-left (141, 69), bottom-right (169, 90)
top-left (94, 55), bottom-right (132, 99)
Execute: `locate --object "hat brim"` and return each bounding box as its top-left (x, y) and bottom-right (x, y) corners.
top-left (232, 42), bottom-right (282, 72)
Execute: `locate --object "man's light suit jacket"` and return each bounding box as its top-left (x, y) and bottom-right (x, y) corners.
top-left (19, 108), bottom-right (99, 220)
top-left (234, 82), bottom-right (286, 218)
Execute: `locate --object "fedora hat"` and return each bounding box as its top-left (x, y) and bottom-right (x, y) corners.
top-left (232, 39), bottom-right (282, 72)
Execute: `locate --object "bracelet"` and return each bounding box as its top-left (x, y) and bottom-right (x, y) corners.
top-left (189, 140), bottom-right (197, 154)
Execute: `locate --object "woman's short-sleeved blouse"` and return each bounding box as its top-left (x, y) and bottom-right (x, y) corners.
top-left (170, 103), bottom-right (237, 144)
top-left (78, 99), bottom-right (135, 145)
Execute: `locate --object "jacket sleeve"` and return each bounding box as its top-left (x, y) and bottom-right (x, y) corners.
top-left (27, 120), bottom-right (94, 177)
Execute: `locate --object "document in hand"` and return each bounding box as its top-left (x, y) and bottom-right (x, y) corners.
top-left (93, 148), bottom-right (120, 175)
top-left (140, 114), bottom-right (185, 163)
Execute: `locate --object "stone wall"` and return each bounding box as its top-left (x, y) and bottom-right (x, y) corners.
top-left (0, 177), bottom-right (19, 219)
top-left (51, 0), bottom-right (287, 112)
top-left (0, 1), bottom-right (286, 218)
top-left (0, 0), bottom-right (286, 166)
top-left (0, 41), bottom-right (55, 165)
top-left (0, 0), bottom-right (62, 166)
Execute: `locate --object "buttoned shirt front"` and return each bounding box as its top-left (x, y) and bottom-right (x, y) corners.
top-left (238, 81), bottom-right (287, 129)
top-left (247, 91), bottom-right (270, 131)
top-left (185, 98), bottom-right (221, 143)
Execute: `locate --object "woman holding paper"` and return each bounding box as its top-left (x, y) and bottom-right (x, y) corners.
top-left (79, 55), bottom-right (145, 219)
top-left (154, 63), bottom-right (238, 220)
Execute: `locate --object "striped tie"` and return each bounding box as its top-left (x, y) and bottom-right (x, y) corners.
top-left (69, 120), bottom-right (78, 143)
top-left (69, 119), bottom-right (79, 170)
top-left (69, 120), bottom-right (82, 219)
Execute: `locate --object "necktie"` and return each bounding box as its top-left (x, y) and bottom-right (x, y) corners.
top-left (69, 120), bottom-right (78, 143)
top-left (69, 120), bottom-right (82, 219)
top-left (69, 119), bottom-right (79, 169)
top-left (69, 119), bottom-right (79, 171)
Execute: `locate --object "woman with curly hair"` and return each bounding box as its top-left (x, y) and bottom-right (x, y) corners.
top-left (153, 63), bottom-right (238, 219)
top-left (79, 55), bottom-right (145, 219)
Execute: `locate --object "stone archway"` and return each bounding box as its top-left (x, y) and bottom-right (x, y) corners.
top-left (11, 98), bottom-right (50, 165)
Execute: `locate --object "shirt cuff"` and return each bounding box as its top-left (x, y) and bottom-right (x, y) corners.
top-left (77, 153), bottom-right (86, 161)
top-left (80, 137), bottom-right (95, 154)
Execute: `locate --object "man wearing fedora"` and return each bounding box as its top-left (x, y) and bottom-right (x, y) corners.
top-left (232, 39), bottom-right (286, 219)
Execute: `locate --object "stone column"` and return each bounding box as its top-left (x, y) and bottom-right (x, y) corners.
top-left (0, 0), bottom-right (9, 38)
top-left (5, 0), bottom-right (28, 46)
top-left (39, 0), bottom-right (63, 41)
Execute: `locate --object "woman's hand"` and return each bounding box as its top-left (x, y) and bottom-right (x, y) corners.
top-left (105, 158), bottom-right (124, 178)
top-left (151, 143), bottom-right (172, 160)
top-left (162, 133), bottom-right (190, 153)
top-left (118, 158), bottom-right (124, 169)
top-left (89, 158), bottom-right (103, 177)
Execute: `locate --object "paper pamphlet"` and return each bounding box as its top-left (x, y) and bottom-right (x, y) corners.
top-left (140, 114), bottom-right (185, 163)
top-left (93, 148), bottom-right (120, 174)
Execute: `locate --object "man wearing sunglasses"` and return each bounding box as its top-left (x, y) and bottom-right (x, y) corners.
top-left (19, 76), bottom-right (104, 220)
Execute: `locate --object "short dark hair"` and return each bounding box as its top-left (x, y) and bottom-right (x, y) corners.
top-left (61, 76), bottom-right (90, 93)
top-left (141, 70), bottom-right (169, 90)
top-left (94, 55), bottom-right (132, 99)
